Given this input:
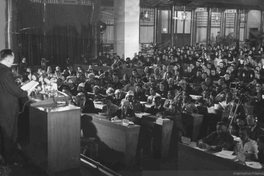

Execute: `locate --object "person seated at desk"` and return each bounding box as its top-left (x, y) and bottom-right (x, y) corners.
top-left (235, 127), bottom-right (258, 161)
top-left (134, 84), bottom-right (146, 102)
top-left (163, 90), bottom-right (175, 111)
top-left (146, 87), bottom-right (160, 105)
top-left (146, 96), bottom-right (166, 115)
top-left (102, 96), bottom-right (119, 117)
top-left (246, 114), bottom-right (264, 141)
top-left (235, 115), bottom-right (247, 130)
top-left (257, 135), bottom-right (264, 164)
top-left (74, 92), bottom-right (97, 113)
top-left (116, 100), bottom-right (135, 122)
top-left (91, 85), bottom-right (105, 101)
top-left (113, 89), bottom-right (123, 106)
top-left (198, 121), bottom-right (234, 151)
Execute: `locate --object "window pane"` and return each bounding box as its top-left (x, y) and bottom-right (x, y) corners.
top-left (161, 10), bottom-right (169, 33)
top-left (140, 26), bottom-right (154, 43)
top-left (102, 25), bottom-right (114, 44)
top-left (185, 12), bottom-right (191, 34)
top-left (197, 12), bottom-right (208, 27)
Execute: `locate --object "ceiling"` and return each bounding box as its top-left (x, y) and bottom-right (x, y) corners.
top-left (101, 0), bottom-right (264, 9)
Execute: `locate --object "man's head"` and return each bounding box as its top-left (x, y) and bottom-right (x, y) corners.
top-left (246, 115), bottom-right (257, 127)
top-left (0, 49), bottom-right (14, 68)
top-left (216, 122), bottom-right (228, 136)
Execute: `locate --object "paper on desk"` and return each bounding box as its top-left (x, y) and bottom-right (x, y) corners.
top-left (135, 112), bottom-right (150, 118)
top-left (214, 152), bottom-right (237, 160)
top-left (219, 150), bottom-right (234, 156)
top-left (194, 146), bottom-right (208, 152)
top-left (245, 162), bottom-right (263, 169)
top-left (156, 117), bottom-right (170, 125)
top-left (21, 80), bottom-right (39, 92)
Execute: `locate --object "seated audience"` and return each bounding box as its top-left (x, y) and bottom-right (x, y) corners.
top-left (235, 127), bottom-right (258, 161)
top-left (102, 96), bottom-right (119, 117)
top-left (198, 121), bottom-right (234, 151)
top-left (246, 114), bottom-right (264, 141)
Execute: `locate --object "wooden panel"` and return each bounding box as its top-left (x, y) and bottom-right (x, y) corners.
top-left (89, 115), bottom-right (140, 165)
top-left (48, 109), bottom-right (80, 172)
top-left (161, 120), bottom-right (174, 157)
top-left (29, 105), bottom-right (81, 173)
top-left (178, 143), bottom-right (254, 170)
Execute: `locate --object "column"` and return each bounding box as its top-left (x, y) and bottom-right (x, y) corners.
top-left (170, 6), bottom-right (175, 46)
top-left (235, 9), bottom-right (241, 48)
top-left (0, 0), bottom-right (7, 50)
top-left (191, 9), bottom-right (197, 46)
top-left (244, 10), bottom-right (249, 41)
top-left (206, 7), bottom-right (212, 48)
top-left (114, 0), bottom-right (140, 59)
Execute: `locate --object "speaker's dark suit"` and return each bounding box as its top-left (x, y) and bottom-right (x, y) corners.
top-left (0, 63), bottom-right (28, 162)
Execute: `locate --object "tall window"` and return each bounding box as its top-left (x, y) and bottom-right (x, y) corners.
top-left (196, 11), bottom-right (208, 43)
top-left (101, 6), bottom-right (114, 44)
top-left (140, 8), bottom-right (155, 44)
top-left (225, 11), bottom-right (236, 36)
top-left (175, 11), bottom-right (192, 34)
top-left (160, 10), bottom-right (171, 34)
top-left (211, 11), bottom-right (221, 43)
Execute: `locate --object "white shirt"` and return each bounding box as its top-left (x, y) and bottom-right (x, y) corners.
top-left (236, 139), bottom-right (259, 155)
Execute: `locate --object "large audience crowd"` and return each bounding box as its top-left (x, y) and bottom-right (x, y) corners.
top-left (14, 43), bottom-right (264, 162)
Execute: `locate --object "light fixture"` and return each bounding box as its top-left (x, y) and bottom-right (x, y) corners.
top-left (213, 8), bottom-right (221, 22)
top-left (140, 11), bottom-right (150, 21)
top-left (173, 6), bottom-right (187, 21)
top-left (241, 14), bottom-right (246, 23)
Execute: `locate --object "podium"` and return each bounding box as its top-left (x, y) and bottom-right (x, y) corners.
top-left (29, 104), bottom-right (81, 173)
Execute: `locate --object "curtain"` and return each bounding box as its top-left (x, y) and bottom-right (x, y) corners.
top-left (16, 0), bottom-right (92, 66)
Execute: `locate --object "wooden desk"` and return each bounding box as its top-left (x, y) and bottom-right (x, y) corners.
top-left (136, 113), bottom-right (174, 157)
top-left (178, 143), bottom-right (255, 170)
top-left (29, 105), bottom-right (81, 173)
top-left (182, 113), bottom-right (203, 142)
top-left (84, 113), bottom-right (140, 165)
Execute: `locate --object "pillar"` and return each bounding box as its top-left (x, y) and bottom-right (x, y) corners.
top-left (234, 9), bottom-right (241, 48)
top-left (0, 0), bottom-right (7, 50)
top-left (206, 7), bottom-right (212, 48)
top-left (191, 9), bottom-right (197, 46)
top-left (114, 0), bottom-right (140, 59)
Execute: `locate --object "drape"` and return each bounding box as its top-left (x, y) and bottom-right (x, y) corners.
top-left (16, 0), bottom-right (92, 66)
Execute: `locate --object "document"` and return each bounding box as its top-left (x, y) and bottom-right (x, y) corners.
top-left (21, 80), bottom-right (39, 92)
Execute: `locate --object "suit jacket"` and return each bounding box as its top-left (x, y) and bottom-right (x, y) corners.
top-left (0, 63), bottom-right (28, 119)
top-left (82, 99), bottom-right (97, 113)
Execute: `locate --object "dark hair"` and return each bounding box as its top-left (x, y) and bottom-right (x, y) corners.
top-left (217, 121), bottom-right (227, 127)
top-left (105, 96), bottom-right (113, 102)
top-left (0, 49), bottom-right (13, 61)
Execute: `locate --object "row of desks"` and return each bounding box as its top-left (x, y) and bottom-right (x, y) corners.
top-left (178, 143), bottom-right (261, 170)
top-left (83, 112), bottom-right (174, 165)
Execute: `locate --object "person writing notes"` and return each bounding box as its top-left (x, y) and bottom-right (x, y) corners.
top-left (198, 122), bottom-right (234, 151)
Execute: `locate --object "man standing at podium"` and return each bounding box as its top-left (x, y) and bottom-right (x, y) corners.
top-left (0, 49), bottom-right (29, 165)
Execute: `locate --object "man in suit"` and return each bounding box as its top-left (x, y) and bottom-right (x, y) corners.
top-left (198, 122), bottom-right (234, 151)
top-left (0, 49), bottom-right (29, 164)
